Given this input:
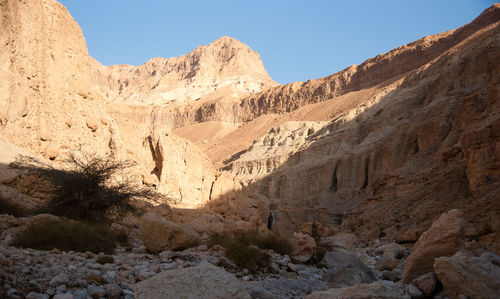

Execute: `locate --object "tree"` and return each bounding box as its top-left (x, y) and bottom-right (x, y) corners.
top-left (13, 151), bottom-right (168, 221)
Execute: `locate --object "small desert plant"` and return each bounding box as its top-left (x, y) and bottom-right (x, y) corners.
top-left (14, 218), bottom-right (120, 254)
top-left (13, 152), bottom-right (168, 222)
top-left (209, 230), bottom-right (293, 271)
top-left (0, 196), bottom-right (30, 217)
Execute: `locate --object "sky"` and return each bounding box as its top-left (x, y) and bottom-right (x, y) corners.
top-left (59, 0), bottom-right (495, 84)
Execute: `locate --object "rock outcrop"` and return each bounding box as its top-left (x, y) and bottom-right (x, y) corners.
top-left (202, 4), bottom-right (500, 238)
top-left (1, 0), bottom-right (499, 257)
top-left (0, 0), bottom-right (117, 159)
top-left (91, 36), bottom-right (276, 105)
top-left (134, 262), bottom-right (251, 299)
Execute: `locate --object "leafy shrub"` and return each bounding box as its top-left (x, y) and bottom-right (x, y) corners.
top-left (209, 230), bottom-right (293, 272)
top-left (13, 152), bottom-right (168, 221)
top-left (14, 218), bottom-right (121, 254)
top-left (0, 196), bottom-right (30, 217)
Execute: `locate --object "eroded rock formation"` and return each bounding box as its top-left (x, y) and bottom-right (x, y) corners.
top-left (1, 0), bottom-right (499, 246)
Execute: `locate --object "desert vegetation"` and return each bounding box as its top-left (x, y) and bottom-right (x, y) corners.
top-left (11, 151), bottom-right (168, 253)
top-left (0, 196), bottom-right (30, 217)
top-left (13, 218), bottom-right (126, 254)
top-left (210, 230), bottom-right (293, 272)
top-left (13, 152), bottom-right (166, 221)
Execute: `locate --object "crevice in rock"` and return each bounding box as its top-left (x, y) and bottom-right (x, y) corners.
top-left (331, 163), bottom-right (339, 192)
top-left (147, 136), bottom-right (163, 182)
top-left (361, 157), bottom-right (369, 190)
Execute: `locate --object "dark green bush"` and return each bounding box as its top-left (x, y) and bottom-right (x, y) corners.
top-left (209, 230), bottom-right (293, 272)
top-left (14, 218), bottom-right (120, 254)
top-left (13, 152), bottom-right (168, 222)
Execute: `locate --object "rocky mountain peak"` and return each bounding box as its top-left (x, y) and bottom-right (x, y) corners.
top-left (91, 36), bottom-right (277, 105)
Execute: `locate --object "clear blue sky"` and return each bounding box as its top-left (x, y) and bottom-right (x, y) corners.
top-left (59, 0), bottom-right (495, 84)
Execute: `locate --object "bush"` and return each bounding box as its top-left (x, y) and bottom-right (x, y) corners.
top-left (0, 197), bottom-right (30, 217)
top-left (13, 152), bottom-right (168, 221)
top-left (209, 230), bottom-right (293, 272)
top-left (254, 233), bottom-right (294, 256)
top-left (225, 242), bottom-right (271, 272)
top-left (14, 218), bottom-right (122, 254)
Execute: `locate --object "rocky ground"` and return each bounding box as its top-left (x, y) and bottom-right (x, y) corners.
top-left (3, 209), bottom-right (499, 299)
top-left (0, 234), bottom-right (384, 299)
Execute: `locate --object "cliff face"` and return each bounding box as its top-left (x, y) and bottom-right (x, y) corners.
top-left (91, 36), bottom-right (277, 105)
top-left (0, 0), bottom-right (120, 160)
top-left (203, 5), bottom-right (500, 241)
top-left (1, 0), bottom-right (498, 244)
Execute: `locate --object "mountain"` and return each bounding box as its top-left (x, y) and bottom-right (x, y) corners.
top-left (0, 0), bottom-right (498, 250)
top-left (90, 36), bottom-right (277, 105)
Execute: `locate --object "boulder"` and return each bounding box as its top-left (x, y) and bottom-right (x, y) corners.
top-left (412, 272), bottom-right (436, 297)
top-left (186, 213), bottom-right (225, 234)
top-left (306, 281), bottom-right (410, 299)
top-left (407, 284), bottom-right (424, 299)
top-left (301, 222), bottom-right (336, 237)
top-left (434, 250), bottom-right (500, 298)
top-left (319, 248), bottom-right (375, 287)
top-left (376, 242), bottom-right (408, 259)
top-left (290, 232), bottom-right (317, 263)
top-left (402, 209), bottom-right (465, 282)
top-left (321, 233), bottom-right (357, 251)
top-left (375, 257), bottom-right (399, 271)
top-left (397, 228), bottom-right (422, 244)
top-left (134, 262), bottom-right (251, 299)
top-left (139, 213), bottom-right (200, 253)
top-left (49, 273), bottom-right (69, 287)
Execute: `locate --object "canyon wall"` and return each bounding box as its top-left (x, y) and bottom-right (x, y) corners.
top-left (1, 0), bottom-right (498, 244)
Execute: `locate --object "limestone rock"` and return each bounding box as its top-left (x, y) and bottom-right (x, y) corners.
top-left (407, 284), bottom-right (424, 299)
top-left (397, 229), bottom-right (422, 244)
top-left (290, 233), bottom-right (317, 263)
top-left (139, 213), bottom-right (200, 253)
top-left (202, 4), bottom-right (500, 242)
top-left (306, 281), bottom-right (410, 299)
top-left (403, 209), bottom-right (465, 282)
top-left (376, 243), bottom-right (408, 259)
top-left (49, 273), bottom-right (69, 286)
top-left (321, 233), bottom-right (357, 251)
top-left (0, 0), bottom-right (116, 158)
top-left (434, 250), bottom-right (500, 299)
top-left (375, 257), bottom-right (399, 271)
top-left (186, 213), bottom-right (225, 234)
top-left (138, 132), bottom-right (216, 209)
top-left (412, 272), bottom-right (436, 297)
top-left (25, 292), bottom-right (49, 299)
top-left (319, 248), bottom-right (376, 288)
top-left (134, 262), bottom-right (251, 299)
top-left (91, 36), bottom-right (277, 105)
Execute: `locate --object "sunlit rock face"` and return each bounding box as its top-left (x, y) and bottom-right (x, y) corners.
top-left (2, 0), bottom-right (499, 243)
